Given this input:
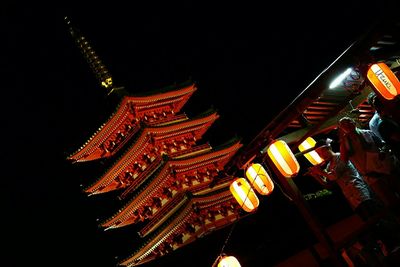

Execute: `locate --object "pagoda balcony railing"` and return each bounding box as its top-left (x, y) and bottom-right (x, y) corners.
top-left (120, 156), bottom-right (164, 199)
top-left (138, 192), bottom-right (187, 237)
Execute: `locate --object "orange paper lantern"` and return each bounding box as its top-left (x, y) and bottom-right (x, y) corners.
top-left (298, 137), bottom-right (323, 166)
top-left (230, 178), bottom-right (259, 212)
top-left (267, 140), bottom-right (300, 178)
top-left (218, 255), bottom-right (241, 267)
top-left (245, 163), bottom-right (274, 195)
top-left (367, 62), bottom-right (400, 100)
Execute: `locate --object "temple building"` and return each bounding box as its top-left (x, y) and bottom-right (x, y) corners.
top-left (225, 17), bottom-right (400, 267)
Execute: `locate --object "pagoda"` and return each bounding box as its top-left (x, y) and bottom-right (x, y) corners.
top-left (66, 18), bottom-right (245, 266)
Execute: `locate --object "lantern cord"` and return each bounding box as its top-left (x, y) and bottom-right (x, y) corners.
top-left (215, 164), bottom-right (291, 265)
top-left (216, 167), bottom-right (261, 262)
top-left (218, 214), bottom-right (238, 256)
top-left (271, 176), bottom-right (293, 202)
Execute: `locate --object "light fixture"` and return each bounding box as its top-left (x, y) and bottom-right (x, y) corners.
top-left (298, 137), bottom-right (323, 166)
top-left (230, 178), bottom-right (259, 212)
top-left (267, 140), bottom-right (300, 178)
top-left (217, 255), bottom-right (241, 267)
top-left (367, 62), bottom-right (400, 100)
top-left (329, 67), bottom-right (352, 89)
top-left (245, 163), bottom-right (274, 195)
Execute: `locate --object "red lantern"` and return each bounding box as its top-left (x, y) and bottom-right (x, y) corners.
top-left (367, 62), bottom-right (400, 100)
top-left (245, 163), bottom-right (274, 195)
top-left (267, 140), bottom-right (300, 178)
top-left (230, 178), bottom-right (259, 212)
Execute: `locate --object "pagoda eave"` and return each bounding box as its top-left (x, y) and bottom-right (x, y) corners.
top-left (84, 112), bottom-right (221, 196)
top-left (101, 141), bottom-right (242, 231)
top-left (68, 83), bottom-right (197, 162)
top-left (118, 187), bottom-right (243, 267)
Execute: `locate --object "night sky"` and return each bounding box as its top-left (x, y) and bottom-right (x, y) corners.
top-left (5, 2), bottom-right (398, 267)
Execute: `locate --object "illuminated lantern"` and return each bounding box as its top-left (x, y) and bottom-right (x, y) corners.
top-left (298, 137), bottom-right (323, 166)
top-left (218, 255), bottom-right (241, 267)
top-left (245, 163), bottom-right (274, 195)
top-left (267, 140), bottom-right (300, 178)
top-left (367, 62), bottom-right (400, 100)
top-left (230, 178), bottom-right (259, 212)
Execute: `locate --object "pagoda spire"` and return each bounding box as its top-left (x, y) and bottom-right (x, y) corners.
top-left (64, 16), bottom-right (124, 95)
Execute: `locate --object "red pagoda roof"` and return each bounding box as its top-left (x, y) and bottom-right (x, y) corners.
top-left (85, 110), bottom-right (220, 196)
top-left (117, 181), bottom-right (246, 267)
top-left (67, 83), bottom-right (197, 163)
top-left (138, 175), bottom-right (234, 238)
top-left (101, 140), bottom-right (242, 231)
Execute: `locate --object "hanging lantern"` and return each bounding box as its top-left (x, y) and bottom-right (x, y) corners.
top-left (218, 255), bottom-right (241, 267)
top-left (245, 163), bottom-right (274, 195)
top-left (298, 137), bottom-right (323, 166)
top-left (267, 140), bottom-right (300, 178)
top-left (367, 62), bottom-right (400, 100)
top-left (230, 178), bottom-right (259, 212)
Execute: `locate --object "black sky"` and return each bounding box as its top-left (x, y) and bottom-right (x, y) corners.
top-left (5, 2), bottom-right (399, 267)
